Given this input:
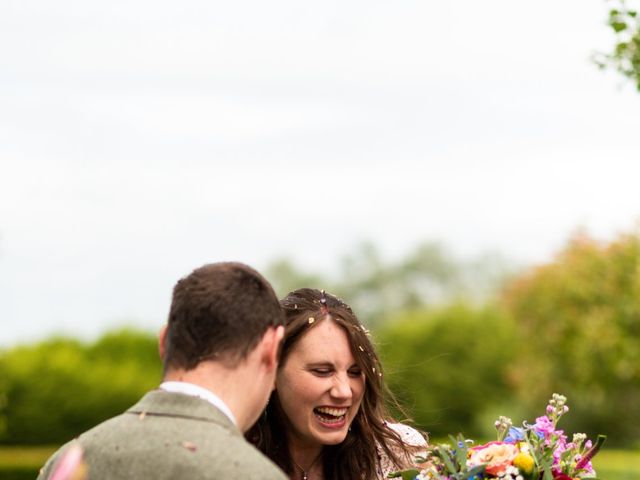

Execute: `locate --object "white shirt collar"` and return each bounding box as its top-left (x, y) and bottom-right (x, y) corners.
top-left (159, 381), bottom-right (237, 426)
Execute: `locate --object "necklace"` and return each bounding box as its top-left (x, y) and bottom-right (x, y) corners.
top-left (291, 453), bottom-right (321, 480)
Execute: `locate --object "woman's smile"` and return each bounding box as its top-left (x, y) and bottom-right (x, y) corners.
top-left (313, 406), bottom-right (349, 427)
top-left (276, 318), bottom-right (365, 448)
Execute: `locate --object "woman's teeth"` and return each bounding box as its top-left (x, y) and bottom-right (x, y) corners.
top-left (314, 407), bottom-right (347, 423)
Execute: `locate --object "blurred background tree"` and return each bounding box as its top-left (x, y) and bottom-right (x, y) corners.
top-left (265, 258), bottom-right (329, 299)
top-left (267, 241), bottom-right (511, 327)
top-left (502, 231), bottom-right (640, 444)
top-left (376, 303), bottom-right (517, 439)
top-left (1, 232), bottom-right (638, 446)
top-left (0, 330), bottom-right (158, 445)
top-left (594, 0), bottom-right (640, 90)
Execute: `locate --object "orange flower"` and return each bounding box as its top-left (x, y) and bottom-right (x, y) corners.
top-left (467, 441), bottom-right (519, 476)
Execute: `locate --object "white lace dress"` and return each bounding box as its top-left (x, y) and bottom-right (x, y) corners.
top-left (377, 422), bottom-right (427, 479)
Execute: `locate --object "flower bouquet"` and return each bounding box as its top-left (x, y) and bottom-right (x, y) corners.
top-left (390, 394), bottom-right (606, 480)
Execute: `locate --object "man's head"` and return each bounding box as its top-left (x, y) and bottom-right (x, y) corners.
top-left (162, 262), bottom-right (284, 371)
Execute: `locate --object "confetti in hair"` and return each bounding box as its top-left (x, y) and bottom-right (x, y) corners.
top-left (319, 289), bottom-right (329, 315)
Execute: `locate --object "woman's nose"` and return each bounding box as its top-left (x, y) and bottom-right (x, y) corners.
top-left (330, 373), bottom-right (353, 399)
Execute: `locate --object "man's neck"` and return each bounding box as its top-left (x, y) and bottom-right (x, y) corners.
top-left (159, 380), bottom-right (237, 425)
top-left (162, 360), bottom-right (258, 431)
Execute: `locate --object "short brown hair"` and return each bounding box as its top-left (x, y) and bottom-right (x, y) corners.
top-left (163, 262), bottom-right (284, 370)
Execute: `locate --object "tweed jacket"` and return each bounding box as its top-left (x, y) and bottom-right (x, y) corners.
top-left (37, 389), bottom-right (287, 480)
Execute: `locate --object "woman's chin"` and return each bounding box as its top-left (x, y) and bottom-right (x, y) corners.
top-left (314, 431), bottom-right (348, 445)
top-left (310, 420), bottom-right (350, 444)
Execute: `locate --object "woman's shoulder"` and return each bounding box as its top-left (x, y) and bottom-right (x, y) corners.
top-left (377, 422), bottom-right (428, 479)
top-left (385, 421), bottom-right (428, 447)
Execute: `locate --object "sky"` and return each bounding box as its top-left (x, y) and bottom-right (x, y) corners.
top-left (1, 0), bottom-right (639, 346)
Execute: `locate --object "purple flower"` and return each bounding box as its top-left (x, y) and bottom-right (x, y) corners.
top-left (534, 416), bottom-right (555, 436)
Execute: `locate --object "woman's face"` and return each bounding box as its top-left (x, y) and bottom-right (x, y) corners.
top-left (276, 318), bottom-right (366, 449)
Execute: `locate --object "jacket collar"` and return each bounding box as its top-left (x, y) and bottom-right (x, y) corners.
top-left (126, 389), bottom-right (239, 434)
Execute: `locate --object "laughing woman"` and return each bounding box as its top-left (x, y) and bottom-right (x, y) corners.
top-left (246, 288), bottom-right (426, 480)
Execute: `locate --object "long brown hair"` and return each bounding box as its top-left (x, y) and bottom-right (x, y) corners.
top-left (246, 288), bottom-right (421, 480)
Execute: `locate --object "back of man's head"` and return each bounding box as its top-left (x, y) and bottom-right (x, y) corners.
top-left (163, 262), bottom-right (284, 371)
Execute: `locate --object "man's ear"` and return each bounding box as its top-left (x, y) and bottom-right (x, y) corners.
top-left (158, 324), bottom-right (168, 361)
top-left (261, 325), bottom-right (284, 370)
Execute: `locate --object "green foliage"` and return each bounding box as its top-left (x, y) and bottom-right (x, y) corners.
top-left (0, 466), bottom-right (40, 480)
top-left (375, 303), bottom-right (517, 438)
top-left (2, 232), bottom-right (639, 448)
top-left (502, 232), bottom-right (640, 444)
top-left (594, 0), bottom-right (640, 90)
top-left (267, 241), bottom-right (510, 327)
top-left (595, 448), bottom-right (640, 478)
top-left (334, 242), bottom-right (465, 326)
top-left (0, 446), bottom-right (57, 480)
top-left (265, 258), bottom-right (329, 299)
top-left (0, 329), bottom-right (159, 445)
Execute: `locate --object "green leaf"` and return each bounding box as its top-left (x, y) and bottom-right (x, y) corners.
top-left (439, 449), bottom-right (458, 475)
top-left (451, 435), bottom-right (468, 467)
top-left (462, 464), bottom-right (487, 479)
top-left (560, 448), bottom-right (573, 462)
top-left (615, 41), bottom-right (629, 54)
top-left (387, 469), bottom-right (420, 480)
top-left (611, 21), bottom-right (628, 32)
top-left (540, 460), bottom-right (554, 480)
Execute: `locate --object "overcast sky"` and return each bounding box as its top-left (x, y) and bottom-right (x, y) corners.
top-left (1, 0), bottom-right (639, 346)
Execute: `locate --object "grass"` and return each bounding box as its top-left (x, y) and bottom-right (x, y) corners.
top-left (593, 449), bottom-right (640, 479)
top-left (0, 445), bottom-right (58, 480)
top-left (0, 445), bottom-right (58, 467)
top-left (1, 445), bottom-right (639, 479)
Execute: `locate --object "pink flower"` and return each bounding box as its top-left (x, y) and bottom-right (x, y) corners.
top-left (534, 416), bottom-right (555, 437)
top-left (552, 472), bottom-right (573, 480)
top-left (50, 444), bottom-right (87, 480)
top-left (467, 441), bottom-right (519, 476)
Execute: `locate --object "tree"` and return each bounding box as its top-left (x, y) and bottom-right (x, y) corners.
top-left (502, 231), bottom-right (640, 444)
top-left (334, 242), bottom-right (463, 326)
top-left (0, 330), bottom-right (159, 444)
top-left (375, 303), bottom-right (517, 439)
top-left (594, 0), bottom-right (640, 90)
top-left (265, 241), bottom-right (511, 327)
top-left (264, 258), bottom-right (329, 299)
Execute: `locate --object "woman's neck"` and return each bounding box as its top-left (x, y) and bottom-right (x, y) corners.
top-left (289, 443), bottom-right (323, 480)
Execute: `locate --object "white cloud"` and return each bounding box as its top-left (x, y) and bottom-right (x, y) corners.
top-left (1, 0), bottom-right (639, 345)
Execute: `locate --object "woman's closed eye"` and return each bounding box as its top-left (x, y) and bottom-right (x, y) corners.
top-left (309, 367), bottom-right (363, 378)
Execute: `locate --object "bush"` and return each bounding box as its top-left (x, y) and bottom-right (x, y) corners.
top-left (0, 330), bottom-right (159, 445)
top-left (502, 232), bottom-right (640, 445)
top-left (376, 303), bottom-right (517, 438)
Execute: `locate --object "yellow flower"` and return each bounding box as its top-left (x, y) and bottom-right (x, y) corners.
top-left (513, 452), bottom-right (535, 475)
